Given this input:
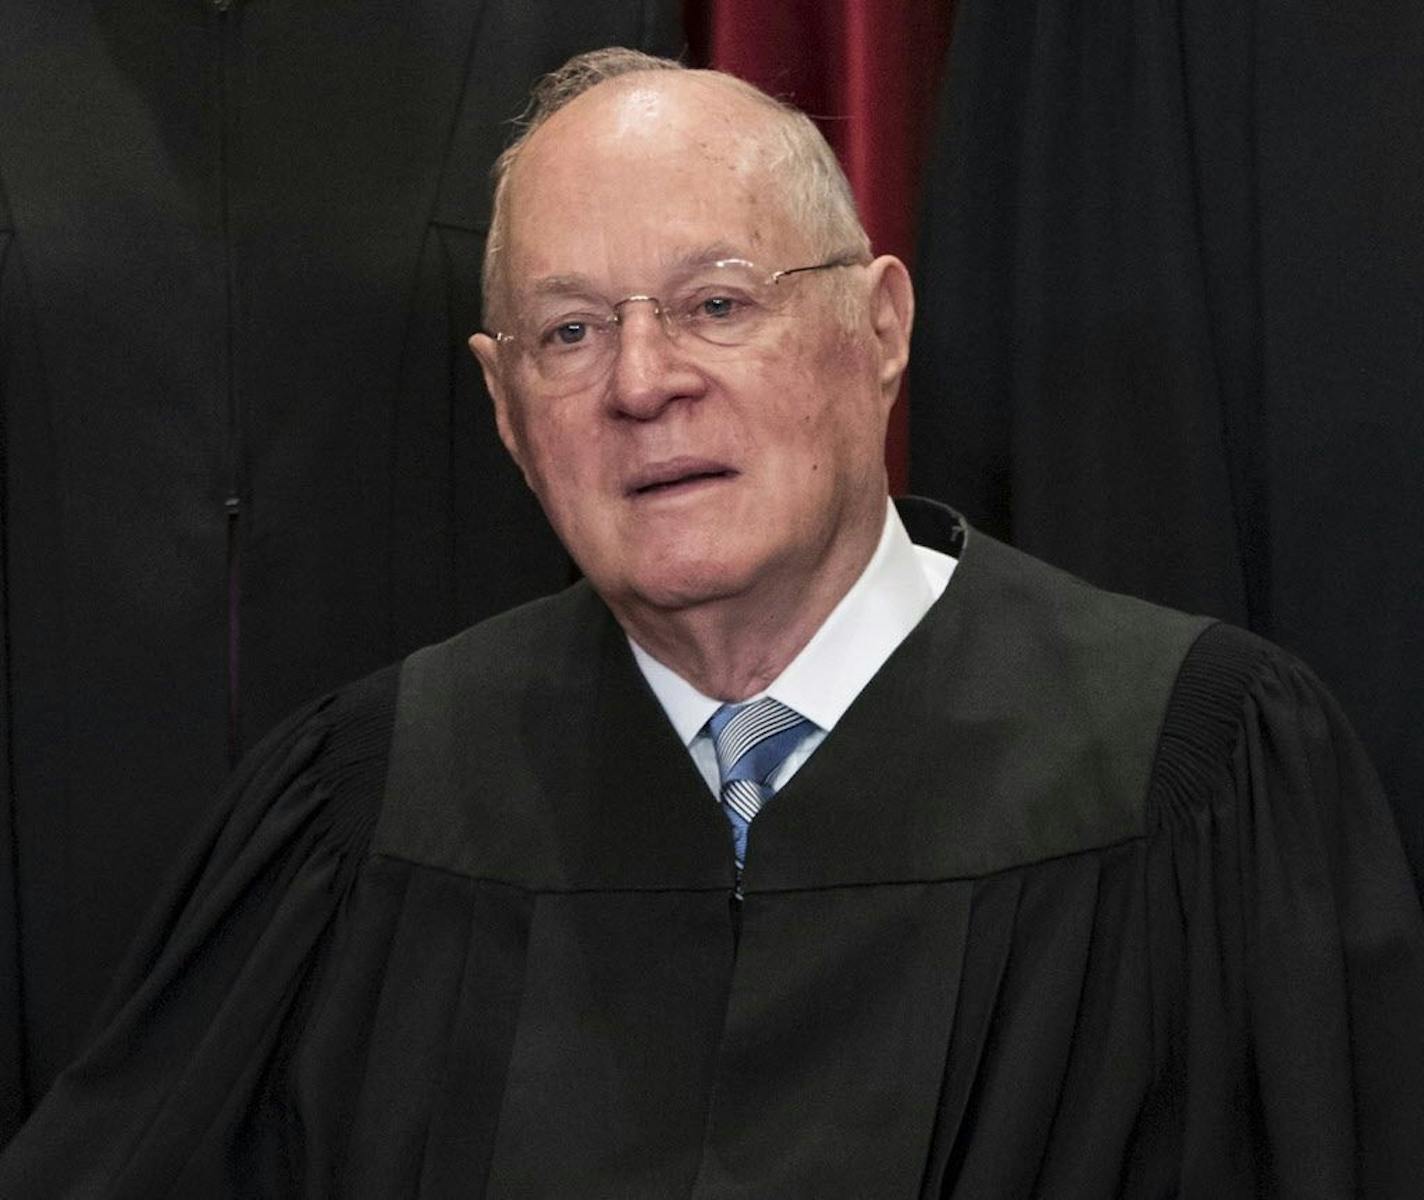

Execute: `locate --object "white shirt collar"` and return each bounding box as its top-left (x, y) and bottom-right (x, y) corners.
top-left (629, 499), bottom-right (954, 747)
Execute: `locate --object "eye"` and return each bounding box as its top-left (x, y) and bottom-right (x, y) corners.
top-left (698, 295), bottom-right (740, 320)
top-left (679, 288), bottom-right (758, 324)
top-left (550, 322), bottom-right (587, 346)
top-left (536, 316), bottom-right (602, 350)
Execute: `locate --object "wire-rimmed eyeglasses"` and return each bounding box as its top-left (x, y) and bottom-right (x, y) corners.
top-left (489, 254), bottom-right (865, 390)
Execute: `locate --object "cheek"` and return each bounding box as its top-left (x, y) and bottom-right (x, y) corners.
top-left (739, 339), bottom-right (845, 439)
top-left (518, 405), bottom-right (601, 487)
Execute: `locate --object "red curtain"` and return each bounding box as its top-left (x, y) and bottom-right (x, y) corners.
top-left (685, 0), bottom-right (955, 492)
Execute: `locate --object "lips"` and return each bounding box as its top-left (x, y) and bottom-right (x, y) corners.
top-left (626, 458), bottom-right (738, 497)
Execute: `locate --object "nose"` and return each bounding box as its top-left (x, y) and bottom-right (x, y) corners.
top-left (607, 298), bottom-right (705, 419)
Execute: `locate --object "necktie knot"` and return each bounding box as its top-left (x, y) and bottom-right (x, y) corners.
top-left (707, 697), bottom-right (816, 879)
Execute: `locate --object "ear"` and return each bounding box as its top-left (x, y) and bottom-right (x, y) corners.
top-left (469, 332), bottom-right (530, 480)
top-left (865, 255), bottom-right (914, 404)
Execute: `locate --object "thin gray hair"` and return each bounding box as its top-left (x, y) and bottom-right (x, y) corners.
top-left (481, 47), bottom-right (872, 327)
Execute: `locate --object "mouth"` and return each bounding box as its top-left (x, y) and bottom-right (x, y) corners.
top-left (627, 459), bottom-right (739, 498)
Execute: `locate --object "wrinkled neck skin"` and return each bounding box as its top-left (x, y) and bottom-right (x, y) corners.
top-left (608, 507), bottom-right (884, 703)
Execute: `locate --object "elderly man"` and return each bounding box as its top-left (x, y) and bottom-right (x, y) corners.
top-left (2, 48), bottom-right (1421, 1199)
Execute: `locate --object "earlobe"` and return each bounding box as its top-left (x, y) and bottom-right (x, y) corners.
top-left (469, 332), bottom-right (528, 479)
top-left (866, 256), bottom-right (914, 397)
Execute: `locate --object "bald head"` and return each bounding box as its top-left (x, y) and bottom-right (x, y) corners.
top-left (480, 50), bottom-right (870, 328)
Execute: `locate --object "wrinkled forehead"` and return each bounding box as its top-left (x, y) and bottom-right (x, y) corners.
top-left (502, 75), bottom-right (808, 287)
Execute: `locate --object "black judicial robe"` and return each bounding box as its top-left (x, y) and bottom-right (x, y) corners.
top-left (2, 501), bottom-right (1421, 1197)
top-left (0, 0), bottom-right (683, 1127)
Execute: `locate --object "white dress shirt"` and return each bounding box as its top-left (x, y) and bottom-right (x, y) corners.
top-left (629, 499), bottom-right (956, 795)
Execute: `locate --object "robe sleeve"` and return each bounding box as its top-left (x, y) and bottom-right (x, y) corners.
top-left (0, 664), bottom-right (398, 1198)
top-left (1151, 623), bottom-right (1424, 1197)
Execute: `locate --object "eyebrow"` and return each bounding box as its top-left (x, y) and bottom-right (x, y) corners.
top-left (526, 275), bottom-right (602, 300)
top-left (666, 242), bottom-right (749, 271)
top-left (523, 243), bottom-right (755, 300)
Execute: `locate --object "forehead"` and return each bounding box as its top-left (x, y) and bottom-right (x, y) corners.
top-left (503, 75), bottom-right (807, 286)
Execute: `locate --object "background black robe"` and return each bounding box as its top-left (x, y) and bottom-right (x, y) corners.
top-left (0, 0), bottom-right (683, 1136)
top-left (1, 501), bottom-right (1419, 1197)
top-left (909, 0), bottom-right (1424, 896)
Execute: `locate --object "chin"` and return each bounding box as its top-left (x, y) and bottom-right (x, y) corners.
top-left (621, 555), bottom-right (758, 614)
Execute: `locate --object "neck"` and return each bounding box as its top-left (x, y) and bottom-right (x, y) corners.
top-left (613, 508), bottom-right (886, 702)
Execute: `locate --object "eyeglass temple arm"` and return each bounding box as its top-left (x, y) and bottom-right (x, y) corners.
top-left (769, 255), bottom-right (868, 284)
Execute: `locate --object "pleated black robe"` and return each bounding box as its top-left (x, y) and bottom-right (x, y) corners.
top-left (0, 0), bottom-right (683, 1131)
top-left (1, 499), bottom-right (1419, 1197)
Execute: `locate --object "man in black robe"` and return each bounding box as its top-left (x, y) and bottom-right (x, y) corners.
top-left (2, 47), bottom-right (1421, 1198)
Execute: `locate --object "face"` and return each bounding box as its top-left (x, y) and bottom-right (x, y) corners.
top-left (471, 75), bottom-right (912, 630)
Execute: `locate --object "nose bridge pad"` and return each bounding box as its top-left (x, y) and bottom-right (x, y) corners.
top-left (611, 294), bottom-right (676, 347)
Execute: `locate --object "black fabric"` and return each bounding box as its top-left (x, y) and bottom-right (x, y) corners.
top-left (2, 499), bottom-right (1419, 1197)
top-left (909, 0), bottom-right (1424, 896)
top-left (0, 0), bottom-right (684, 1135)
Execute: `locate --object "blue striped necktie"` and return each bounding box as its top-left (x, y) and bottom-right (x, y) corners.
top-left (708, 697), bottom-right (817, 880)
